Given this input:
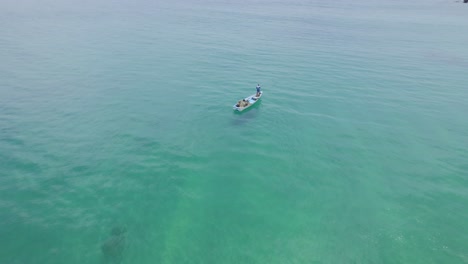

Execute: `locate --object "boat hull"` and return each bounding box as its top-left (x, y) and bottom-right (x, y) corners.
top-left (233, 91), bottom-right (263, 111)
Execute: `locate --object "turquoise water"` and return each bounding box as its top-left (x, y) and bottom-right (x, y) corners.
top-left (1, 0), bottom-right (468, 263)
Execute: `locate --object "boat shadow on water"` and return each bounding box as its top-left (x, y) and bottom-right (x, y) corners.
top-left (100, 227), bottom-right (126, 264)
top-left (231, 100), bottom-right (262, 126)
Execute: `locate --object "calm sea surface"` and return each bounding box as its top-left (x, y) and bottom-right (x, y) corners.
top-left (1, 0), bottom-right (468, 263)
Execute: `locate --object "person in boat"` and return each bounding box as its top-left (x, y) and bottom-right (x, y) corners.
top-left (256, 84), bottom-right (261, 97)
top-left (236, 99), bottom-right (248, 107)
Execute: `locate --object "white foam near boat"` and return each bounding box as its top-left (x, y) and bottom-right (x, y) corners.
top-left (233, 91), bottom-right (263, 111)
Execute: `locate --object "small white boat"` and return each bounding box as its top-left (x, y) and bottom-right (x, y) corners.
top-left (233, 91), bottom-right (263, 111)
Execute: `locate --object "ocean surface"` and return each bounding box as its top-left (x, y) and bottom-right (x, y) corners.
top-left (1, 0), bottom-right (468, 263)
